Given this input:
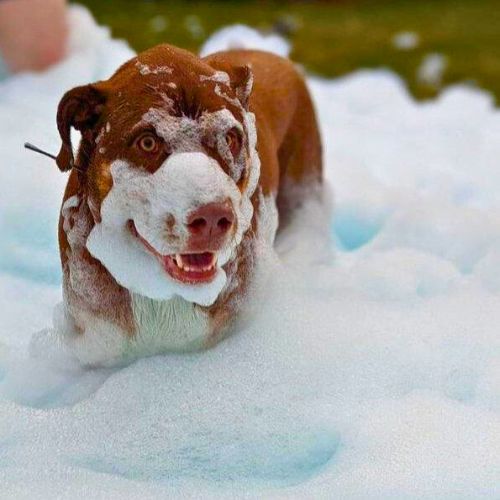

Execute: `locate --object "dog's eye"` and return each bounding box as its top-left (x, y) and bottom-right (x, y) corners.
top-left (226, 128), bottom-right (242, 156)
top-left (136, 133), bottom-right (159, 153)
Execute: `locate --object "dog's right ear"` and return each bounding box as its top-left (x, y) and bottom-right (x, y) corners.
top-left (56, 84), bottom-right (106, 172)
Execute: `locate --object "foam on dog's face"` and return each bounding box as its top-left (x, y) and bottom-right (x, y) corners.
top-left (85, 65), bottom-right (261, 307)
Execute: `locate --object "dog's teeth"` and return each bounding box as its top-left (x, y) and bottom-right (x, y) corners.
top-left (175, 254), bottom-right (183, 268)
top-left (173, 253), bottom-right (218, 273)
top-left (176, 254), bottom-right (190, 271)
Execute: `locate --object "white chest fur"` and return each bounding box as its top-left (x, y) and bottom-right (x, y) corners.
top-left (129, 293), bottom-right (210, 355)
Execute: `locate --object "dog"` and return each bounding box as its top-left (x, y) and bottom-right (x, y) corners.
top-left (53, 44), bottom-right (322, 365)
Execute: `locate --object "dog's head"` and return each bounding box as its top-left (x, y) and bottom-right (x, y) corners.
top-left (56, 45), bottom-right (260, 306)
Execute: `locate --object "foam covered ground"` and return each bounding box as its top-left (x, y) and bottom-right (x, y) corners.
top-left (1, 6), bottom-right (500, 499)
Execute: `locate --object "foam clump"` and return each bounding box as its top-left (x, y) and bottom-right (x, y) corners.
top-left (1, 6), bottom-right (500, 498)
top-left (200, 24), bottom-right (290, 58)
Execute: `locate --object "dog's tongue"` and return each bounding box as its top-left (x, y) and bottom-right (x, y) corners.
top-left (180, 253), bottom-right (213, 267)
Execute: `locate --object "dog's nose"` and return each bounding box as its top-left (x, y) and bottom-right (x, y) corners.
top-left (186, 202), bottom-right (235, 246)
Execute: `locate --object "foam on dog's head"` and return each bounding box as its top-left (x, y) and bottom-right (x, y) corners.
top-left (87, 151), bottom-right (254, 306)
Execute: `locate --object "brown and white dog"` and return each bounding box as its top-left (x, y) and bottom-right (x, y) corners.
top-left (53, 44), bottom-right (322, 365)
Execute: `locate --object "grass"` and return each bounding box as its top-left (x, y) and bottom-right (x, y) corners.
top-left (76, 0), bottom-right (500, 102)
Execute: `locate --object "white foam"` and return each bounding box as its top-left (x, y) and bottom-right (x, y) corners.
top-left (135, 60), bottom-right (173, 76)
top-left (86, 155), bottom-right (236, 306)
top-left (392, 31), bottom-right (420, 50)
top-left (200, 24), bottom-right (290, 58)
top-left (418, 52), bottom-right (448, 87)
top-left (1, 8), bottom-right (500, 498)
top-left (200, 70), bottom-right (230, 85)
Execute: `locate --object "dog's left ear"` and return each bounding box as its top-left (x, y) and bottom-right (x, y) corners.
top-left (55, 83), bottom-right (106, 172)
top-left (228, 64), bottom-right (253, 111)
top-left (208, 62), bottom-right (253, 110)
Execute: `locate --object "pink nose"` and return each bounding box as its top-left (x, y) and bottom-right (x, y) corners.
top-left (186, 201), bottom-right (235, 249)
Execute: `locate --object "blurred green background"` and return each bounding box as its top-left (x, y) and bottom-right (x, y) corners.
top-left (76, 0), bottom-right (500, 102)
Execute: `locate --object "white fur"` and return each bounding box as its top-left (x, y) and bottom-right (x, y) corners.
top-left (130, 294), bottom-right (209, 353)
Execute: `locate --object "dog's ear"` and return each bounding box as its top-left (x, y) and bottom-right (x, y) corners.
top-left (55, 84), bottom-right (106, 172)
top-left (228, 64), bottom-right (253, 111)
top-left (207, 62), bottom-right (253, 110)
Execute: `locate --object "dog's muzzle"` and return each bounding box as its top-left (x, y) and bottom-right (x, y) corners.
top-left (128, 200), bottom-right (236, 285)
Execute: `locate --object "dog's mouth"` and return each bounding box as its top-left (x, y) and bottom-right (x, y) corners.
top-left (162, 253), bottom-right (218, 284)
top-left (128, 220), bottom-right (218, 284)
